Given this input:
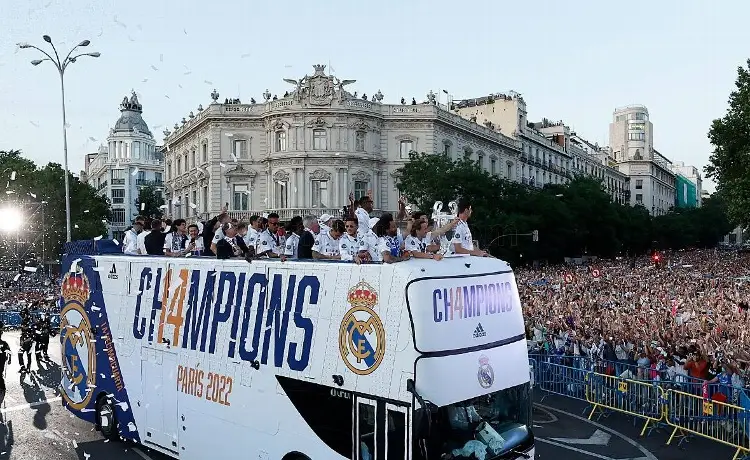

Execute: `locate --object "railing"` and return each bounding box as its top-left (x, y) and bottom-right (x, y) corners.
top-left (111, 178), bottom-right (125, 185)
top-left (136, 179), bottom-right (163, 186)
top-left (96, 181), bottom-right (108, 191)
top-left (530, 353), bottom-right (750, 459)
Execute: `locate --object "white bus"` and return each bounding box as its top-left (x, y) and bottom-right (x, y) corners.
top-left (59, 251), bottom-right (534, 460)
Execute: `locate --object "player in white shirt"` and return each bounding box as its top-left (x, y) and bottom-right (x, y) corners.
top-left (244, 215), bottom-right (262, 255)
top-left (451, 199), bottom-right (488, 257)
top-left (283, 216), bottom-right (304, 259)
top-left (186, 224), bottom-right (205, 256)
top-left (256, 213), bottom-right (285, 258)
top-left (359, 215), bottom-right (411, 264)
top-left (122, 221), bottom-right (143, 255)
top-left (318, 214), bottom-right (333, 236)
top-left (312, 220), bottom-right (344, 260)
top-left (136, 226), bottom-right (151, 255)
top-left (352, 194), bottom-right (374, 238)
top-left (339, 216), bottom-right (361, 263)
top-left (404, 220), bottom-right (443, 260)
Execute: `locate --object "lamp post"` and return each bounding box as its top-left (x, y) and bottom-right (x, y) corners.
top-left (18, 35), bottom-right (100, 243)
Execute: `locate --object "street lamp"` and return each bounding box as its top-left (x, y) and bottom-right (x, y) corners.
top-left (18, 36), bottom-right (100, 243)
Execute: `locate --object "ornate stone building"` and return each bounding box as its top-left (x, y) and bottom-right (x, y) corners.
top-left (162, 65), bottom-right (521, 221)
top-left (83, 92), bottom-right (164, 239)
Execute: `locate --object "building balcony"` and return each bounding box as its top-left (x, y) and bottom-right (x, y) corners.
top-left (111, 178), bottom-right (125, 185)
top-left (136, 179), bottom-right (163, 187)
top-left (96, 181), bottom-right (108, 191)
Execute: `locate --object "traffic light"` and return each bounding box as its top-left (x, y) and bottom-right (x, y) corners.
top-left (532, 230), bottom-right (539, 242)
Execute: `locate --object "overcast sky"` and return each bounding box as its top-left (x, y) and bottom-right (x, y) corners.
top-left (1, 0), bottom-right (748, 192)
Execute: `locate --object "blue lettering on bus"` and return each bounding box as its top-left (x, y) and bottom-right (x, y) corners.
top-left (131, 267), bottom-right (319, 372)
top-left (432, 281), bottom-right (514, 323)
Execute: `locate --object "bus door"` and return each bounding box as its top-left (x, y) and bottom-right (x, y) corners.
top-left (141, 346), bottom-right (179, 454)
top-left (355, 397), bottom-right (410, 460)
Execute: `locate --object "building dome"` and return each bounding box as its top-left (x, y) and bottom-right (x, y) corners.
top-left (113, 91), bottom-right (152, 137)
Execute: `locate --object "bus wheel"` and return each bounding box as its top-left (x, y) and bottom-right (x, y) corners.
top-left (281, 452), bottom-right (310, 460)
top-left (96, 395), bottom-right (119, 441)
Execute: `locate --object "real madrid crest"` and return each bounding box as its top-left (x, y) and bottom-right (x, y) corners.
top-left (339, 281), bottom-right (386, 376)
top-left (477, 355), bottom-right (495, 389)
top-left (59, 269), bottom-right (97, 410)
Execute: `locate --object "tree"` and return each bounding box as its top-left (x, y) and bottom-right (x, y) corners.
top-left (395, 152), bottom-right (734, 264)
top-left (0, 151), bottom-right (110, 261)
top-left (706, 59), bottom-right (750, 227)
top-left (134, 184), bottom-right (164, 220)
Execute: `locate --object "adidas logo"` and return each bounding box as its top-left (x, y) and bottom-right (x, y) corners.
top-left (108, 264), bottom-right (118, 280)
top-left (473, 323), bottom-right (486, 338)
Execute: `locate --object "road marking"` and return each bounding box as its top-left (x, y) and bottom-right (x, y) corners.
top-left (1, 397), bottom-right (61, 414)
top-left (537, 438), bottom-right (650, 460)
top-left (133, 447), bottom-right (156, 460)
top-left (551, 429), bottom-right (612, 446)
top-left (534, 403), bottom-right (658, 460)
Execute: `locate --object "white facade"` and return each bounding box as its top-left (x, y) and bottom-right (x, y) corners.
top-left (161, 65), bottom-right (522, 222)
top-left (609, 105), bottom-right (676, 215)
top-left (671, 161), bottom-right (703, 207)
top-left (84, 92), bottom-right (164, 238)
top-left (454, 94), bottom-right (574, 189)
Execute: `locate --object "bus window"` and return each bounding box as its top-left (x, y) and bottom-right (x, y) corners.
top-left (387, 408), bottom-right (406, 459)
top-left (357, 401), bottom-right (376, 460)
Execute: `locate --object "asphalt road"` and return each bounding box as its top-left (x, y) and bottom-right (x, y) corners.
top-left (0, 331), bottom-right (170, 460)
top-left (533, 392), bottom-right (737, 460)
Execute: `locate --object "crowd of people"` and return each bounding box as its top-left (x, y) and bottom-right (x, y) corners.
top-left (520, 248), bottom-right (750, 398)
top-left (120, 193), bottom-right (489, 263)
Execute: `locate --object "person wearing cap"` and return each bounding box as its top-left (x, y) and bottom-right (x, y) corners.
top-left (318, 214), bottom-right (333, 235)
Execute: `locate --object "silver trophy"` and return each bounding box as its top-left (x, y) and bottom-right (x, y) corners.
top-left (431, 200), bottom-right (458, 255)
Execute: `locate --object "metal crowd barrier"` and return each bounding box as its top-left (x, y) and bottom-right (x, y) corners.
top-left (529, 353), bottom-right (750, 459)
top-left (666, 389), bottom-right (750, 460)
top-left (586, 372), bottom-right (666, 437)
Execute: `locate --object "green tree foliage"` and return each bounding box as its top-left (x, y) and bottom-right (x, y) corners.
top-left (134, 184), bottom-right (164, 220)
top-left (0, 150), bottom-right (109, 262)
top-left (396, 152), bottom-right (732, 263)
top-left (706, 59), bottom-right (750, 227)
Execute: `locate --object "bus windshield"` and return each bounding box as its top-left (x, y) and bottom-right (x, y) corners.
top-left (429, 382), bottom-right (533, 459)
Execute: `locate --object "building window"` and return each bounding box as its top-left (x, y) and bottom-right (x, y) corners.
top-left (191, 149), bottom-right (196, 168)
top-left (133, 142), bottom-right (141, 158)
top-left (191, 190), bottom-right (197, 210)
top-left (201, 143), bottom-right (208, 163)
top-left (275, 181), bottom-right (288, 208)
top-left (112, 208), bottom-right (126, 225)
top-left (202, 186), bottom-right (208, 213)
top-left (490, 158), bottom-right (497, 175)
top-left (111, 189), bottom-right (125, 204)
top-left (311, 180), bottom-right (329, 208)
top-left (635, 193), bottom-right (643, 203)
top-left (177, 157), bottom-right (182, 175)
top-left (313, 129), bottom-right (327, 150)
top-left (628, 132), bottom-right (645, 141)
top-left (154, 172), bottom-right (163, 185)
top-left (355, 131), bottom-right (366, 152)
top-left (354, 180), bottom-right (368, 200)
top-left (635, 179), bottom-right (643, 189)
top-left (507, 163), bottom-right (513, 179)
top-left (399, 140), bottom-right (414, 159)
top-left (476, 153), bottom-right (484, 168)
top-left (276, 131), bottom-right (287, 152)
top-left (111, 169), bottom-right (125, 185)
top-left (233, 139), bottom-right (248, 159)
top-left (443, 142), bottom-right (451, 157)
top-left (232, 184), bottom-right (249, 211)
top-left (463, 147), bottom-right (472, 159)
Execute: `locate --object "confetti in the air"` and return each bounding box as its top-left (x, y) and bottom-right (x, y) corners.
top-left (64, 122), bottom-right (71, 128)
top-left (151, 65), bottom-right (158, 71)
top-left (219, 162), bottom-right (226, 168)
top-left (29, 121), bottom-right (39, 127)
top-left (113, 239), bottom-right (119, 245)
top-left (88, 136), bottom-right (97, 142)
top-left (132, 167), bottom-right (140, 176)
top-left (204, 80), bottom-right (213, 85)
top-left (113, 15), bottom-right (126, 28)
top-left (10, 171), bottom-right (15, 181)
top-left (159, 53), bottom-right (164, 62)
top-left (142, 78), bottom-right (148, 83)
top-left (224, 132), bottom-right (234, 137)
top-left (94, 235), bottom-right (103, 241)
top-left (141, 202), bottom-right (145, 211)
top-left (74, 224), bottom-right (79, 229)
top-left (184, 71), bottom-right (192, 75)
top-left (241, 53), bottom-right (251, 58)
top-left (159, 204), bottom-right (168, 210)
